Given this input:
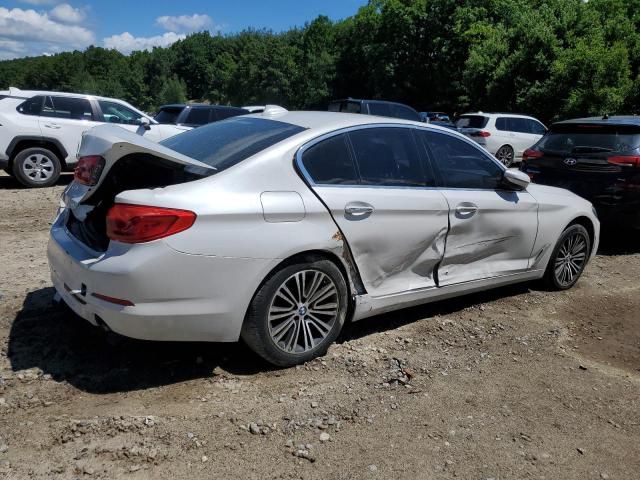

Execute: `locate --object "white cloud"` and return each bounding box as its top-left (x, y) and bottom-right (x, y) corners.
top-left (155, 13), bottom-right (211, 32)
top-left (49, 3), bottom-right (86, 24)
top-left (103, 31), bottom-right (185, 55)
top-left (0, 7), bottom-right (95, 59)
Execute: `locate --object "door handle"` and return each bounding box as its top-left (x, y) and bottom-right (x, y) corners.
top-left (455, 203), bottom-right (478, 217)
top-left (43, 123), bottom-right (61, 129)
top-left (345, 203), bottom-right (374, 216)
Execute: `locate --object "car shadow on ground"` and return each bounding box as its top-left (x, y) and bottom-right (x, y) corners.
top-left (7, 287), bottom-right (274, 394)
top-left (8, 283), bottom-right (533, 394)
top-left (0, 173), bottom-right (73, 189)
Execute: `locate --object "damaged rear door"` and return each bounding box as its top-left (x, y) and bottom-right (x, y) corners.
top-left (298, 126), bottom-right (449, 297)
top-left (418, 129), bottom-right (538, 285)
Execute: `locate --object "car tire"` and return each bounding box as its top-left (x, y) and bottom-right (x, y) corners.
top-left (241, 257), bottom-right (349, 367)
top-left (543, 224), bottom-right (591, 290)
top-left (12, 147), bottom-right (62, 188)
top-left (496, 145), bottom-right (515, 167)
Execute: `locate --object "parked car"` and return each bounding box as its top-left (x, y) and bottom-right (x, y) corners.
top-left (521, 115), bottom-right (640, 228)
top-left (328, 98), bottom-right (420, 121)
top-left (48, 109), bottom-right (599, 366)
top-left (456, 112), bottom-right (547, 167)
top-left (154, 104), bottom-right (249, 127)
top-left (419, 111), bottom-right (451, 123)
top-left (242, 105), bottom-right (266, 113)
top-left (0, 87), bottom-right (187, 187)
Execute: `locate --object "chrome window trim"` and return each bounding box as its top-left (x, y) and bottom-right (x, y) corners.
top-left (295, 123), bottom-right (509, 191)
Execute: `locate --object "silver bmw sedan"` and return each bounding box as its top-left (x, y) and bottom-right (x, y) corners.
top-left (48, 107), bottom-right (599, 366)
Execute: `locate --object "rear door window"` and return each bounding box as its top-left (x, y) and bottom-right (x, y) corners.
top-left (495, 117), bottom-right (509, 131)
top-left (184, 107), bottom-right (211, 126)
top-left (388, 104), bottom-right (420, 121)
top-left (348, 127), bottom-right (427, 187)
top-left (215, 107), bottom-right (247, 121)
top-left (367, 102), bottom-right (392, 118)
top-left (301, 134), bottom-right (359, 185)
top-left (154, 106), bottom-right (184, 124)
top-left (42, 96), bottom-right (94, 121)
top-left (455, 115), bottom-right (489, 129)
top-left (419, 130), bottom-right (503, 189)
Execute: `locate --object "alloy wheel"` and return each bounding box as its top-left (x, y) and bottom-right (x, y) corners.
top-left (496, 146), bottom-right (514, 167)
top-left (22, 153), bottom-right (55, 182)
top-left (553, 231), bottom-right (588, 287)
top-left (268, 269), bottom-right (339, 354)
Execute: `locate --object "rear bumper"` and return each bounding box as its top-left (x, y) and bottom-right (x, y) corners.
top-left (47, 210), bottom-right (278, 342)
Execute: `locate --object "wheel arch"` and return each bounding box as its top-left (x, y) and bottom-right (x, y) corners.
top-left (243, 248), bottom-right (363, 328)
top-left (566, 215), bottom-right (596, 255)
top-left (6, 136), bottom-right (69, 171)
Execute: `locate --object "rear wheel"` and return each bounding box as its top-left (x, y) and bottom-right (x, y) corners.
top-left (241, 258), bottom-right (348, 367)
top-left (543, 224), bottom-right (591, 290)
top-left (495, 145), bottom-right (515, 167)
top-left (12, 147), bottom-right (61, 188)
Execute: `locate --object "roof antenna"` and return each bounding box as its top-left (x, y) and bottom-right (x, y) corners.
top-left (602, 113), bottom-right (609, 120)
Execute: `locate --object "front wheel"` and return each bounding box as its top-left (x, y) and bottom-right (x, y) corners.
top-left (543, 224), bottom-right (591, 290)
top-left (495, 145), bottom-right (515, 167)
top-left (241, 258), bottom-right (349, 367)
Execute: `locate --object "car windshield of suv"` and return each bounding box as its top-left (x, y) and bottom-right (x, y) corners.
top-left (455, 115), bottom-right (489, 129)
top-left (154, 106), bottom-right (184, 124)
top-left (538, 124), bottom-right (640, 154)
top-left (160, 116), bottom-right (305, 172)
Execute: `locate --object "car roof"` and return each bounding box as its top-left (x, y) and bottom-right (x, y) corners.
top-left (159, 103), bottom-right (245, 109)
top-left (249, 110), bottom-right (449, 135)
top-left (553, 115), bottom-right (640, 127)
top-left (5, 87), bottom-right (131, 104)
top-left (460, 112), bottom-right (538, 119)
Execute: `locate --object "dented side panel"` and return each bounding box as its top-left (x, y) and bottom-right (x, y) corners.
top-left (437, 189), bottom-right (538, 285)
top-left (312, 186), bottom-right (450, 297)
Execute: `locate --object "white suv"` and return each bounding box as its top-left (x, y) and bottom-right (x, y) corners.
top-left (0, 88), bottom-right (188, 187)
top-left (455, 112), bottom-right (547, 166)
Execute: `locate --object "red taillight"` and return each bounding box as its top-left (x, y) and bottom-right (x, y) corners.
top-left (471, 130), bottom-right (491, 138)
top-left (523, 148), bottom-right (543, 162)
top-left (106, 204), bottom-right (196, 244)
top-left (74, 155), bottom-right (105, 186)
top-left (607, 155), bottom-right (640, 167)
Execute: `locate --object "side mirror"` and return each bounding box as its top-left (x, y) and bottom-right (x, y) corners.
top-left (139, 117), bottom-right (151, 130)
top-left (502, 169), bottom-right (530, 190)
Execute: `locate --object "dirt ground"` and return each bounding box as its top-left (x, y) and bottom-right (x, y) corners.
top-left (0, 171), bottom-right (639, 480)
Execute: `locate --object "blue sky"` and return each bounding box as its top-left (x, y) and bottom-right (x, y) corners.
top-left (0, 0), bottom-right (367, 59)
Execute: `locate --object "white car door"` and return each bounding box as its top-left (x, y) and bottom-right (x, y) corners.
top-left (418, 129), bottom-right (538, 286)
top-left (299, 126), bottom-right (450, 297)
top-left (38, 95), bottom-right (101, 163)
top-left (96, 100), bottom-right (187, 142)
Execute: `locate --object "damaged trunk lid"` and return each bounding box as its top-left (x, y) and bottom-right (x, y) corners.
top-left (63, 124), bottom-right (215, 252)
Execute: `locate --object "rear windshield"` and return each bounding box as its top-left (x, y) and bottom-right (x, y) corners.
top-left (538, 124), bottom-right (640, 154)
top-left (455, 115), bottom-right (489, 129)
top-left (160, 116), bottom-right (305, 172)
top-left (154, 107), bottom-right (184, 124)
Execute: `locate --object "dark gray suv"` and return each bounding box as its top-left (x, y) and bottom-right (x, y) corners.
top-left (328, 98), bottom-right (420, 122)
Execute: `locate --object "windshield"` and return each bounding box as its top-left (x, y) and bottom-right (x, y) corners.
top-left (160, 116), bottom-right (305, 172)
top-left (155, 107), bottom-right (184, 124)
top-left (455, 115), bottom-right (489, 129)
top-left (538, 124), bottom-right (640, 154)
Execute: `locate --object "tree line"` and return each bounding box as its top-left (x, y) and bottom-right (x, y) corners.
top-left (1, 0), bottom-right (639, 124)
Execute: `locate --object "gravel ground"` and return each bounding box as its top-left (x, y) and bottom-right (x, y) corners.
top-left (0, 172), bottom-right (638, 479)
